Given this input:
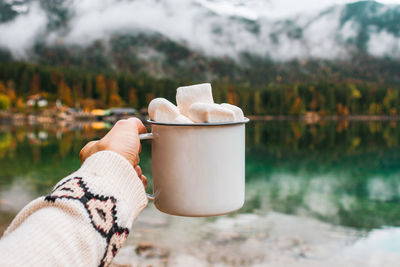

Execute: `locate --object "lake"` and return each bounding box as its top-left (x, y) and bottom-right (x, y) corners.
top-left (1, 120), bottom-right (400, 266)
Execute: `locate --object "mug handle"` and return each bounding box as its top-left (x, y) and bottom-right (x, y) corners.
top-left (139, 133), bottom-right (154, 201)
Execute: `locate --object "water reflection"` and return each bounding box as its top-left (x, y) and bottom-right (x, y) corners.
top-left (242, 120), bottom-right (400, 229)
top-left (0, 120), bottom-right (400, 232)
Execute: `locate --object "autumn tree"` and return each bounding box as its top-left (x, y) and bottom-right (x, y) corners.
top-left (0, 94), bottom-right (10, 110)
top-left (7, 80), bottom-right (16, 107)
top-left (95, 75), bottom-right (107, 104)
top-left (0, 81), bottom-right (6, 94)
top-left (227, 84), bottom-right (238, 105)
top-left (58, 79), bottom-right (73, 107)
top-left (30, 73), bottom-right (40, 94)
top-left (108, 79), bottom-right (123, 107)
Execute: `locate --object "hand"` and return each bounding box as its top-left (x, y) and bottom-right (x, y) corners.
top-left (80, 118), bottom-right (148, 186)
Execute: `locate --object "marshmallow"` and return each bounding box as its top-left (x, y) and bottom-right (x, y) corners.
top-left (188, 103), bottom-right (235, 123)
top-left (176, 83), bottom-right (214, 117)
top-left (173, 114), bottom-right (193, 124)
top-left (221, 103), bottom-right (244, 121)
top-left (148, 98), bottom-right (180, 123)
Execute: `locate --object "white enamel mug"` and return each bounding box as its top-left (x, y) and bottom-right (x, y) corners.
top-left (139, 118), bottom-right (249, 217)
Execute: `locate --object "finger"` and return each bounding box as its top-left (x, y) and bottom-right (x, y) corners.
top-left (80, 140), bottom-right (98, 163)
top-left (127, 117), bottom-right (147, 134)
top-left (109, 118), bottom-right (146, 138)
top-left (106, 119), bottom-right (133, 135)
top-left (79, 140), bottom-right (99, 163)
top-left (133, 155), bottom-right (140, 166)
top-left (141, 174), bottom-right (147, 187)
top-left (134, 165), bottom-right (143, 177)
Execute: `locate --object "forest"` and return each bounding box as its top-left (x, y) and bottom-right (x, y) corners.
top-left (0, 61), bottom-right (399, 116)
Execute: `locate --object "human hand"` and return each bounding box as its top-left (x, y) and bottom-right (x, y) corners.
top-left (80, 118), bottom-right (148, 186)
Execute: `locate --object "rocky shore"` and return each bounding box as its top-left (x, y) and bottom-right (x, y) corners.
top-left (110, 204), bottom-right (399, 267)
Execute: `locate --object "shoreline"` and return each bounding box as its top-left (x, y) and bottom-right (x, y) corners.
top-left (0, 110), bottom-right (146, 124)
top-left (2, 110), bottom-right (400, 124)
top-left (247, 114), bottom-right (400, 122)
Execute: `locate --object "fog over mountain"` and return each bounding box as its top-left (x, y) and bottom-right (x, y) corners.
top-left (0, 0), bottom-right (399, 61)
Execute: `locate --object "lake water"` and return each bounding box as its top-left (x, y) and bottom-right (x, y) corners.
top-left (1, 120), bottom-right (400, 266)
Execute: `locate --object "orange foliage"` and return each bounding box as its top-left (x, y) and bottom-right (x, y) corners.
top-left (30, 74), bottom-right (40, 93)
top-left (80, 99), bottom-right (96, 112)
top-left (95, 75), bottom-right (107, 103)
top-left (58, 80), bottom-right (73, 107)
top-left (337, 103), bottom-right (350, 115)
top-left (109, 93), bottom-right (124, 107)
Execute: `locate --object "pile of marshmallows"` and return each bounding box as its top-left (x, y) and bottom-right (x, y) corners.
top-left (148, 83), bottom-right (244, 123)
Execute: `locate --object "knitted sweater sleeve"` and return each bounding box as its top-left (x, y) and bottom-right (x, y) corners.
top-left (0, 151), bottom-right (148, 267)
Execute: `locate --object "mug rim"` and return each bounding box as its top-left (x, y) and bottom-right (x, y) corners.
top-left (147, 117), bottom-right (250, 126)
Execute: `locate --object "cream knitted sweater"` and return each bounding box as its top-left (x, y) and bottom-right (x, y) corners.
top-left (0, 151), bottom-right (148, 267)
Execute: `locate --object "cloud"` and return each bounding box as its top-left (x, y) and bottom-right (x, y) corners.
top-left (52, 0), bottom-right (263, 57)
top-left (197, 0), bottom-right (400, 19)
top-left (61, 0), bottom-right (367, 61)
top-left (0, 3), bottom-right (47, 57)
top-left (1, 0), bottom-right (400, 61)
top-left (368, 29), bottom-right (400, 58)
top-left (51, 0), bottom-right (350, 60)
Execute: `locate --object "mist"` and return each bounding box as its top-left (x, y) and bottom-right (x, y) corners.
top-left (0, 0), bottom-right (399, 61)
top-left (0, 3), bottom-right (47, 57)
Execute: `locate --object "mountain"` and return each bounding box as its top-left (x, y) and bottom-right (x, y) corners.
top-left (0, 0), bottom-right (399, 84)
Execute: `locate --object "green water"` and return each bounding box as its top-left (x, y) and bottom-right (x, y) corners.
top-left (0, 120), bottom-right (400, 233)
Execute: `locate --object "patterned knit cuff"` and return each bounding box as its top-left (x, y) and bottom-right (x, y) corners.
top-left (76, 150), bottom-right (148, 227)
top-left (41, 151), bottom-right (147, 267)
